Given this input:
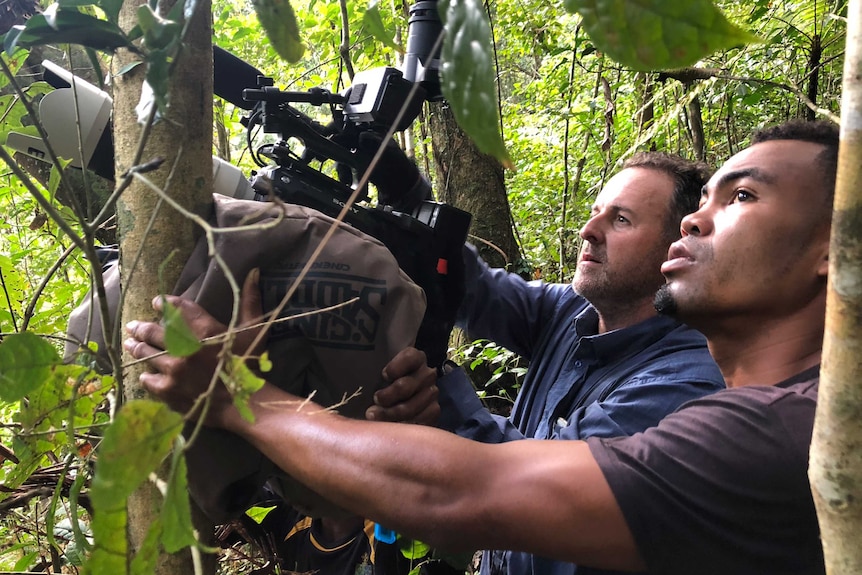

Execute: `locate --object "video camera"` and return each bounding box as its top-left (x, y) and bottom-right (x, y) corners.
top-left (8, 0), bottom-right (471, 367)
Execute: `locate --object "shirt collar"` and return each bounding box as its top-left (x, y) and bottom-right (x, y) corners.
top-left (572, 304), bottom-right (683, 362)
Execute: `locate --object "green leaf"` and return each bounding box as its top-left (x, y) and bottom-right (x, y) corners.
top-left (0, 49), bottom-right (29, 90)
top-left (245, 505), bottom-right (277, 524)
top-left (129, 516), bottom-right (162, 575)
top-left (161, 444), bottom-right (196, 553)
top-left (162, 298), bottom-right (202, 357)
top-left (3, 10), bottom-right (131, 55)
top-left (224, 356), bottom-right (266, 422)
top-left (145, 48), bottom-right (172, 114)
top-left (137, 4), bottom-right (181, 51)
top-left (90, 400), bottom-right (183, 506)
top-left (399, 538), bottom-right (431, 560)
top-left (364, 0), bottom-right (402, 52)
top-left (96, 0), bottom-right (125, 25)
top-left (439, 0), bottom-right (513, 169)
top-left (259, 350), bottom-right (272, 373)
top-left (251, 0), bottom-right (305, 63)
top-left (562, 0), bottom-right (758, 71)
top-left (0, 332), bottom-right (60, 402)
top-left (86, 401), bottom-right (182, 575)
top-left (13, 551), bottom-right (40, 572)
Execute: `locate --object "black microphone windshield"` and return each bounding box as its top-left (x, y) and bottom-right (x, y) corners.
top-left (213, 46), bottom-right (265, 110)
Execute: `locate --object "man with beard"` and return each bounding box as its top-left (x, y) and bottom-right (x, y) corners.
top-left (125, 119), bottom-right (834, 574)
top-left (425, 153), bottom-right (724, 575)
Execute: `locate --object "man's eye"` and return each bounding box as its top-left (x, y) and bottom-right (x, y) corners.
top-left (734, 190), bottom-right (754, 203)
top-left (616, 215), bottom-right (630, 224)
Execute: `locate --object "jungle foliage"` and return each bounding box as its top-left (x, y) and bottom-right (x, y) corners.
top-left (0, 0), bottom-right (848, 573)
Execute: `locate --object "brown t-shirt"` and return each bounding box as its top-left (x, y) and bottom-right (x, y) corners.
top-left (588, 366), bottom-right (823, 575)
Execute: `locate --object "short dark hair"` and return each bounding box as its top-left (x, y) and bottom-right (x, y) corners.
top-left (622, 152), bottom-right (712, 238)
top-left (751, 119), bottom-right (840, 206)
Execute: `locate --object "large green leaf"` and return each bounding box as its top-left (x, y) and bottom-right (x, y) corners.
top-left (0, 332), bottom-right (60, 402)
top-left (563, 0), bottom-right (758, 70)
top-left (3, 9), bottom-right (131, 55)
top-left (251, 0), bottom-right (305, 63)
top-left (90, 400), bottom-right (183, 505)
top-left (439, 0), bottom-right (513, 169)
top-left (86, 400), bottom-right (183, 575)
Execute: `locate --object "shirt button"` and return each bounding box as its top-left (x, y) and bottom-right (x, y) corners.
top-left (575, 361), bottom-right (583, 367)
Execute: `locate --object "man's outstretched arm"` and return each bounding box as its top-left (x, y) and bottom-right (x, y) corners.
top-left (123, 270), bottom-right (644, 571)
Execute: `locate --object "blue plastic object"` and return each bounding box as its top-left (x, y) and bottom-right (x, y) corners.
top-left (374, 522), bottom-right (397, 544)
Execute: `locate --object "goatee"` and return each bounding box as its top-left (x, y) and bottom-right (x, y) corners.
top-left (654, 284), bottom-right (677, 316)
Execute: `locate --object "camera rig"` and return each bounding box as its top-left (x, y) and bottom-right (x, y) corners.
top-left (236, 4), bottom-right (470, 364)
top-left (8, 0), bottom-right (471, 367)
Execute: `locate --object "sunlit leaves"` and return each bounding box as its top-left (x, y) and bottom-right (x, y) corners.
top-left (161, 298), bottom-right (202, 357)
top-left (0, 254), bottom-right (26, 328)
top-left (563, 0), bottom-right (758, 70)
top-left (0, 363), bottom-right (107, 503)
top-left (0, 332), bottom-right (60, 402)
top-left (439, 0), bottom-right (514, 169)
top-left (251, 0), bottom-right (305, 63)
top-left (86, 400), bottom-right (183, 574)
top-left (0, 49), bottom-right (29, 90)
top-left (364, 0), bottom-right (401, 52)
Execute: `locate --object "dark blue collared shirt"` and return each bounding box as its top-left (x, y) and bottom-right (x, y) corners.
top-left (438, 246), bottom-right (725, 575)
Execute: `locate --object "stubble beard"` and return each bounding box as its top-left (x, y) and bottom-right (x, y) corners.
top-left (653, 283), bottom-right (678, 316)
top-left (576, 266), bottom-right (666, 317)
top-left (573, 267), bottom-right (610, 304)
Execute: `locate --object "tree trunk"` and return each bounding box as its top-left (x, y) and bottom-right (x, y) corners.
top-left (635, 72), bottom-right (655, 151)
top-left (428, 102), bottom-right (518, 269)
top-left (113, 0), bottom-right (215, 572)
top-left (809, 0), bottom-right (862, 571)
top-left (806, 34), bottom-right (822, 122)
top-left (684, 82), bottom-right (706, 162)
top-left (427, 101), bottom-right (522, 411)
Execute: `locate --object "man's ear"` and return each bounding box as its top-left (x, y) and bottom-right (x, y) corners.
top-left (817, 245), bottom-right (829, 278)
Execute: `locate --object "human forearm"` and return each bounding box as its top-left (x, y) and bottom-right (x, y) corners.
top-left (222, 382), bottom-right (498, 550)
top-left (219, 382), bottom-right (642, 570)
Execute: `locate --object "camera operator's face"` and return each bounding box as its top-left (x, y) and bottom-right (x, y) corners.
top-left (574, 167), bottom-right (675, 312)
